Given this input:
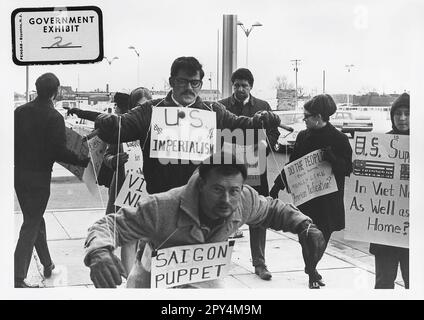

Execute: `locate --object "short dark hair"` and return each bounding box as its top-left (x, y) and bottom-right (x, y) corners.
top-left (304, 94), bottom-right (337, 122)
top-left (35, 73), bottom-right (60, 99)
top-left (231, 68), bottom-right (254, 87)
top-left (198, 151), bottom-right (247, 181)
top-left (170, 56), bottom-right (205, 80)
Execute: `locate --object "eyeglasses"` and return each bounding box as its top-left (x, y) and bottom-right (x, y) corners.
top-left (303, 113), bottom-right (314, 121)
top-left (173, 77), bottom-right (203, 89)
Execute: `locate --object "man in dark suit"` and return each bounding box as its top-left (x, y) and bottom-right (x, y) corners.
top-left (219, 68), bottom-right (280, 280)
top-left (14, 73), bottom-right (90, 288)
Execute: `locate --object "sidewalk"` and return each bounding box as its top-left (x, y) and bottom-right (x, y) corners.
top-left (14, 208), bottom-right (406, 289)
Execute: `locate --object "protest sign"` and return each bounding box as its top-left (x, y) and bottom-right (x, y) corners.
top-left (150, 107), bottom-right (216, 161)
top-left (344, 133), bottom-right (409, 248)
top-left (150, 241), bottom-right (235, 289)
top-left (222, 142), bottom-right (262, 186)
top-left (123, 140), bottom-right (143, 175)
top-left (114, 172), bottom-right (147, 208)
top-left (58, 127), bottom-right (88, 180)
top-left (82, 135), bottom-right (107, 195)
top-left (283, 149), bottom-right (338, 206)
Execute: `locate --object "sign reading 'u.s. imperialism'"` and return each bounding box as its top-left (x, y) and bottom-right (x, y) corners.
top-left (344, 133), bottom-right (409, 248)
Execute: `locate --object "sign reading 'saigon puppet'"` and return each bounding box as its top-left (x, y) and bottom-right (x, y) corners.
top-left (11, 6), bottom-right (103, 65)
top-left (344, 133), bottom-right (409, 248)
top-left (151, 241), bottom-right (235, 288)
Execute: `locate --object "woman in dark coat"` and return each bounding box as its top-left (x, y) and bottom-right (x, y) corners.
top-left (270, 94), bottom-right (353, 288)
top-left (369, 93), bottom-right (409, 289)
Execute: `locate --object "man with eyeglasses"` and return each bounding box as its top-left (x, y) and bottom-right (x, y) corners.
top-left (218, 68), bottom-right (279, 281)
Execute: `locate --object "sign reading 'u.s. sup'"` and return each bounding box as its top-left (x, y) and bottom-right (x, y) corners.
top-left (11, 6), bottom-right (103, 65)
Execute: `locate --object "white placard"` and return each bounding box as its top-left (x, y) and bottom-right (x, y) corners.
top-left (123, 140), bottom-right (143, 175)
top-left (150, 107), bottom-right (216, 161)
top-left (12, 6), bottom-right (103, 65)
top-left (151, 241), bottom-right (234, 289)
top-left (58, 127), bottom-right (88, 180)
top-left (344, 133), bottom-right (409, 248)
top-left (283, 149), bottom-right (338, 206)
top-left (114, 172), bottom-right (147, 208)
top-left (82, 136), bottom-right (107, 195)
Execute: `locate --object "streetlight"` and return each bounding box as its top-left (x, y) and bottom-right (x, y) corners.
top-left (345, 64), bottom-right (355, 106)
top-left (128, 45), bottom-right (141, 85)
top-left (237, 21), bottom-right (262, 68)
top-left (291, 59), bottom-right (301, 108)
top-left (103, 56), bottom-right (119, 92)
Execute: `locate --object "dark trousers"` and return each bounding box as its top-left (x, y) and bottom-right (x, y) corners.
top-left (14, 170), bottom-right (53, 282)
top-left (374, 251), bottom-right (409, 289)
top-left (302, 227), bottom-right (332, 277)
top-left (250, 181), bottom-right (269, 267)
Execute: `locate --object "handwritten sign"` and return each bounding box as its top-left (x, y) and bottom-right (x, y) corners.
top-left (344, 133), bottom-right (409, 248)
top-left (123, 140), bottom-right (143, 175)
top-left (114, 172), bottom-right (147, 208)
top-left (283, 149), bottom-right (338, 206)
top-left (11, 6), bottom-right (103, 65)
top-left (58, 127), bottom-right (88, 180)
top-left (222, 142), bottom-right (263, 186)
top-left (150, 107), bottom-right (216, 162)
top-left (150, 241), bottom-right (235, 289)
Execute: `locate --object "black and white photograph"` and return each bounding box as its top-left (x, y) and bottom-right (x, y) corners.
top-left (2, 0), bottom-right (424, 301)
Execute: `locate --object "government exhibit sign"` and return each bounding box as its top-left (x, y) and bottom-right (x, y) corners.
top-left (150, 107), bottom-right (216, 162)
top-left (344, 133), bottom-right (409, 248)
top-left (150, 241), bottom-right (235, 288)
top-left (283, 149), bottom-right (338, 206)
top-left (11, 6), bottom-right (103, 65)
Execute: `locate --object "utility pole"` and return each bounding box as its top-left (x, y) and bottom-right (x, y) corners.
top-left (217, 29), bottom-right (220, 101)
top-left (345, 64), bottom-right (354, 105)
top-left (291, 59), bottom-right (301, 108)
top-left (322, 70), bottom-right (326, 94)
top-left (25, 66), bottom-right (29, 102)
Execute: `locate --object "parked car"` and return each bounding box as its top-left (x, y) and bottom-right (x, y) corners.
top-left (273, 110), bottom-right (305, 153)
top-left (330, 111), bottom-right (373, 137)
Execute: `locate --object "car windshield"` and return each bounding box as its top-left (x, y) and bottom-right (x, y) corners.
top-left (277, 113), bottom-right (304, 125)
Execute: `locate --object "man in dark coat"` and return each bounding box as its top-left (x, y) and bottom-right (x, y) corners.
top-left (369, 93), bottom-right (409, 289)
top-left (219, 68), bottom-right (279, 280)
top-left (14, 73), bottom-right (90, 288)
top-left (67, 57), bottom-right (281, 195)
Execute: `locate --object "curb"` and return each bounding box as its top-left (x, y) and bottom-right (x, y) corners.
top-left (51, 175), bottom-right (80, 183)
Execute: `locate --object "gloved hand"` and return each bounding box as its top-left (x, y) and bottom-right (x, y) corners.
top-left (322, 146), bottom-right (337, 165)
top-left (269, 184), bottom-right (280, 199)
top-left (297, 221), bottom-right (326, 278)
top-left (252, 111), bottom-right (281, 128)
top-left (111, 152), bottom-right (129, 170)
top-left (87, 248), bottom-right (127, 288)
top-left (66, 107), bottom-right (82, 117)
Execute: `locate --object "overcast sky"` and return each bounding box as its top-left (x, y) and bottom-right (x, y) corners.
top-left (3, 0), bottom-right (423, 100)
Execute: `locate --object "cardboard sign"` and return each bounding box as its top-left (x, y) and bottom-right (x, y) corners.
top-left (114, 172), bottom-right (147, 208)
top-left (150, 241), bottom-right (235, 289)
top-left (344, 133), bottom-right (409, 248)
top-left (82, 136), bottom-right (107, 195)
top-left (283, 149), bottom-right (338, 206)
top-left (11, 6), bottom-right (103, 65)
top-left (222, 142), bottom-right (263, 186)
top-left (123, 140), bottom-right (143, 175)
top-left (58, 127), bottom-right (88, 180)
top-left (150, 107), bottom-right (216, 161)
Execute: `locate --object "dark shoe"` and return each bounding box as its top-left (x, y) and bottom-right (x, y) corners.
top-left (229, 230), bottom-right (244, 239)
top-left (43, 263), bottom-right (55, 278)
top-left (309, 280), bottom-right (321, 289)
top-left (15, 279), bottom-right (40, 288)
top-left (311, 270), bottom-right (325, 286)
top-left (255, 265), bottom-right (272, 281)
